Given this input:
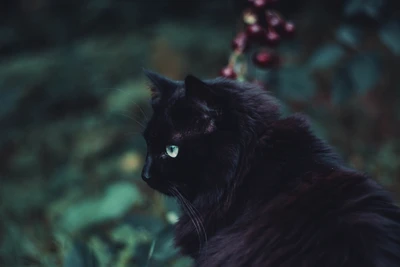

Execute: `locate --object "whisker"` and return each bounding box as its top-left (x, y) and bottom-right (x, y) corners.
top-left (169, 186), bottom-right (208, 255)
top-left (171, 187), bottom-right (209, 266)
top-left (183, 197), bottom-right (208, 252)
top-left (169, 188), bottom-right (203, 250)
top-left (123, 131), bottom-right (143, 137)
top-left (119, 113), bottom-right (145, 129)
top-left (115, 88), bottom-right (149, 121)
top-left (135, 103), bottom-right (149, 121)
top-left (169, 188), bottom-right (202, 246)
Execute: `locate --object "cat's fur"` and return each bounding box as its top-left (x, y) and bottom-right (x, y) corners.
top-left (140, 70), bottom-right (400, 267)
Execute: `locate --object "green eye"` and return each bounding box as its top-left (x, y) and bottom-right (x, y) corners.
top-left (166, 145), bottom-right (179, 158)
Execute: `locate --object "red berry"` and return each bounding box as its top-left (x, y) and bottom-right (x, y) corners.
top-left (265, 30), bottom-right (280, 46)
top-left (283, 21), bottom-right (296, 37)
top-left (253, 0), bottom-right (267, 9)
top-left (220, 66), bottom-right (237, 79)
top-left (246, 24), bottom-right (264, 40)
top-left (231, 32), bottom-right (248, 52)
top-left (269, 16), bottom-right (283, 28)
top-left (252, 51), bottom-right (279, 68)
top-left (265, 11), bottom-right (284, 30)
top-left (265, 10), bottom-right (275, 20)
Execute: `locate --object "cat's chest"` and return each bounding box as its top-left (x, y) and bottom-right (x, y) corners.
top-left (175, 201), bottom-right (332, 267)
top-left (195, 214), bottom-right (326, 267)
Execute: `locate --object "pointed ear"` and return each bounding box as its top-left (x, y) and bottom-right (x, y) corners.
top-left (143, 68), bottom-right (177, 100)
top-left (184, 74), bottom-right (217, 106)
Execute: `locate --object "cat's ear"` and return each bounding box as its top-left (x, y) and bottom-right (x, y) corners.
top-left (184, 74), bottom-right (217, 106)
top-left (143, 69), bottom-right (177, 101)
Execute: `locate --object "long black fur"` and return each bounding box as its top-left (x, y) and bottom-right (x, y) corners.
top-left (140, 70), bottom-right (400, 267)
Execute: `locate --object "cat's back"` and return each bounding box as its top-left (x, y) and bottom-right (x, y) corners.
top-left (197, 169), bottom-right (400, 267)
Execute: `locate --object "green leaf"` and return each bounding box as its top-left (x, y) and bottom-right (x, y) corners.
top-left (344, 0), bottom-right (385, 19)
top-left (63, 240), bottom-right (99, 267)
top-left (336, 25), bottom-right (364, 48)
top-left (331, 53), bottom-right (382, 105)
top-left (379, 19), bottom-right (400, 55)
top-left (277, 67), bottom-right (316, 102)
top-left (151, 225), bottom-right (180, 262)
top-left (347, 53), bottom-right (381, 94)
top-left (331, 67), bottom-right (354, 105)
top-left (60, 182), bottom-right (144, 233)
top-left (306, 43), bottom-right (345, 70)
top-left (124, 214), bottom-right (165, 235)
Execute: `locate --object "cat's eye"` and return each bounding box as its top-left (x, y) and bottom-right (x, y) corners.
top-left (166, 145), bottom-right (179, 158)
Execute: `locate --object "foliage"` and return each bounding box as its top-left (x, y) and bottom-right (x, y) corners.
top-left (64, 240), bottom-right (99, 267)
top-left (379, 19), bottom-right (400, 55)
top-left (306, 44), bottom-right (345, 70)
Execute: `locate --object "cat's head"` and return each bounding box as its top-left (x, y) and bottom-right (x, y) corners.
top-left (140, 70), bottom-right (280, 200)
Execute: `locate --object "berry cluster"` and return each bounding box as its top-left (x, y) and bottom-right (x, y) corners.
top-left (220, 0), bottom-right (296, 81)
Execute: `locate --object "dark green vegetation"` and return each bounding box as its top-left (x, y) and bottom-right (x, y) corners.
top-left (0, 0), bottom-right (399, 266)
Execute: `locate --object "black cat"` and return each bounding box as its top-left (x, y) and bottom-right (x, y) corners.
top-left (140, 70), bottom-right (400, 267)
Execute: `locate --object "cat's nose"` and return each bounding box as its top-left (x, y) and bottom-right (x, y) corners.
top-left (141, 154), bottom-right (152, 180)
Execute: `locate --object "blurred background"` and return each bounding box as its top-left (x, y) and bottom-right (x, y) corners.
top-left (0, 0), bottom-right (399, 266)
